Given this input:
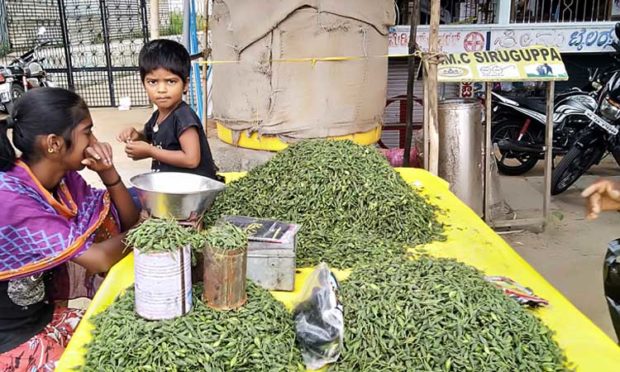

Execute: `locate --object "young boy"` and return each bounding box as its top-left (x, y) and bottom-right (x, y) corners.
top-left (117, 39), bottom-right (217, 180)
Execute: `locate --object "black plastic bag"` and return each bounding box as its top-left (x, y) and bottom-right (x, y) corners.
top-left (604, 239), bottom-right (620, 341)
top-left (293, 263), bottom-right (343, 370)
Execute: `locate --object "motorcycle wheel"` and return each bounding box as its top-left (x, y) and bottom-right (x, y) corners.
top-left (491, 119), bottom-right (541, 176)
top-left (5, 84), bottom-right (25, 115)
top-left (551, 144), bottom-right (604, 195)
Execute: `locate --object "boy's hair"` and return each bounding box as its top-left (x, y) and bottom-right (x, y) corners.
top-left (139, 39), bottom-right (191, 82)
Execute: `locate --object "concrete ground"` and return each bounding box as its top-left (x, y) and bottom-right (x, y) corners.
top-left (499, 160), bottom-right (620, 342)
top-left (85, 107), bottom-right (618, 342)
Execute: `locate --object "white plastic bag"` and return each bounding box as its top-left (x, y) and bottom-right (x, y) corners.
top-left (293, 263), bottom-right (343, 370)
top-left (118, 96), bottom-right (131, 111)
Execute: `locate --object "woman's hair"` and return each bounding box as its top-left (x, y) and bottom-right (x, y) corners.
top-left (138, 39), bottom-right (191, 82)
top-left (0, 87), bottom-right (90, 171)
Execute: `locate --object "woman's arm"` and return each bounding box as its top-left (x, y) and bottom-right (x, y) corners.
top-left (98, 167), bottom-right (140, 231)
top-left (71, 233), bottom-right (129, 274)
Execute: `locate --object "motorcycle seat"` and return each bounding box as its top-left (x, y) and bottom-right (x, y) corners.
top-left (506, 96), bottom-right (548, 114)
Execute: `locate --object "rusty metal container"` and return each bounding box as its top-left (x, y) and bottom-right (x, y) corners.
top-left (202, 244), bottom-right (247, 310)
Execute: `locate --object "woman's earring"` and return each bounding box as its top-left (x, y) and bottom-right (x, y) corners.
top-left (48, 148), bottom-right (54, 153)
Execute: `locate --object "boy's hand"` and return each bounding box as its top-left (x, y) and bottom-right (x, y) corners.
top-left (125, 141), bottom-right (153, 160)
top-left (581, 179), bottom-right (620, 220)
top-left (117, 128), bottom-right (140, 143)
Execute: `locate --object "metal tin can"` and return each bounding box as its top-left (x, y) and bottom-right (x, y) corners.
top-left (134, 245), bottom-right (192, 320)
top-left (203, 244), bottom-right (247, 310)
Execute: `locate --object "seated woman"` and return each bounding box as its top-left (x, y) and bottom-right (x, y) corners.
top-left (0, 88), bottom-right (140, 371)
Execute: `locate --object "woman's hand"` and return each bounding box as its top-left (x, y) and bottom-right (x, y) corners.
top-left (117, 128), bottom-right (141, 143)
top-left (82, 141), bottom-right (114, 173)
top-left (125, 141), bottom-right (153, 160)
top-left (581, 179), bottom-right (620, 220)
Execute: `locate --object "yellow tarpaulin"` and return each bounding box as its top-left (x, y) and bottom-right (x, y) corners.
top-left (215, 123), bottom-right (383, 152)
top-left (56, 168), bottom-right (620, 371)
top-left (438, 45), bottom-right (569, 83)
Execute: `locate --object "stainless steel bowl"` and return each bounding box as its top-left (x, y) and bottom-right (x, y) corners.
top-left (130, 172), bottom-right (226, 220)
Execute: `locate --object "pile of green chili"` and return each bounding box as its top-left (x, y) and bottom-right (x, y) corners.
top-left (83, 140), bottom-right (570, 371)
top-left (333, 257), bottom-right (570, 371)
top-left (126, 218), bottom-right (205, 255)
top-left (205, 222), bottom-right (248, 252)
top-left (204, 139), bottom-right (444, 268)
top-left (83, 282), bottom-right (304, 371)
top-left (83, 258), bottom-right (570, 371)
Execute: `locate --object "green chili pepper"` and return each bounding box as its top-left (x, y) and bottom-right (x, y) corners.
top-left (204, 139), bottom-right (445, 269)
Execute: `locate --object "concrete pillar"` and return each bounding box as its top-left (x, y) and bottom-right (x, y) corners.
top-left (497, 0), bottom-right (511, 24)
top-left (182, 0), bottom-right (191, 49)
top-left (150, 0), bottom-right (159, 39)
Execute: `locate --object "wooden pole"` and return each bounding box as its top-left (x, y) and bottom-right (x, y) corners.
top-left (426, 0), bottom-right (440, 175)
top-left (403, 0), bottom-right (419, 167)
top-left (423, 71), bottom-right (429, 170)
top-left (543, 81), bottom-right (555, 227)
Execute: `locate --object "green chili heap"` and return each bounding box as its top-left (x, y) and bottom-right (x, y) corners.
top-left (126, 218), bottom-right (205, 255)
top-left (333, 257), bottom-right (570, 371)
top-left (205, 222), bottom-right (248, 251)
top-left (83, 282), bottom-right (304, 371)
top-left (83, 257), bottom-right (570, 371)
top-left (205, 140), bottom-right (444, 268)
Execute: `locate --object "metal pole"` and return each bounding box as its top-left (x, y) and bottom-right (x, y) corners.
top-left (401, 0), bottom-right (409, 25)
top-left (484, 82), bottom-right (493, 222)
top-left (140, 0), bottom-right (150, 43)
top-left (57, 0), bottom-right (74, 90)
top-left (427, 0), bottom-right (441, 175)
top-left (99, 0), bottom-right (116, 107)
top-left (543, 81), bottom-right (555, 227)
top-left (403, 0), bottom-right (419, 167)
top-left (181, 0), bottom-right (192, 107)
top-left (202, 0), bottom-right (210, 128)
top-left (150, 0), bottom-right (159, 39)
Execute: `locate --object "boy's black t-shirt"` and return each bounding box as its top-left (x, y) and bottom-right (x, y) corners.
top-left (144, 101), bottom-right (217, 179)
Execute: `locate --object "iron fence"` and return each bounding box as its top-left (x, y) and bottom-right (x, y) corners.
top-left (511, 0), bottom-right (612, 23)
top-left (396, 0), bottom-right (498, 25)
top-left (0, 0), bottom-right (206, 107)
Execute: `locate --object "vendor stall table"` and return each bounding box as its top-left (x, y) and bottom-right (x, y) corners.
top-left (56, 169), bottom-right (620, 371)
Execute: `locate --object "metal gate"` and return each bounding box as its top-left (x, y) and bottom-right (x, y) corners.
top-left (0, 0), bottom-right (150, 107)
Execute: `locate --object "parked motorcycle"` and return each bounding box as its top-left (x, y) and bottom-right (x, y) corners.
top-left (491, 87), bottom-right (601, 175)
top-left (0, 27), bottom-right (54, 113)
top-left (491, 24), bottom-right (620, 176)
top-left (550, 72), bottom-right (620, 195)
